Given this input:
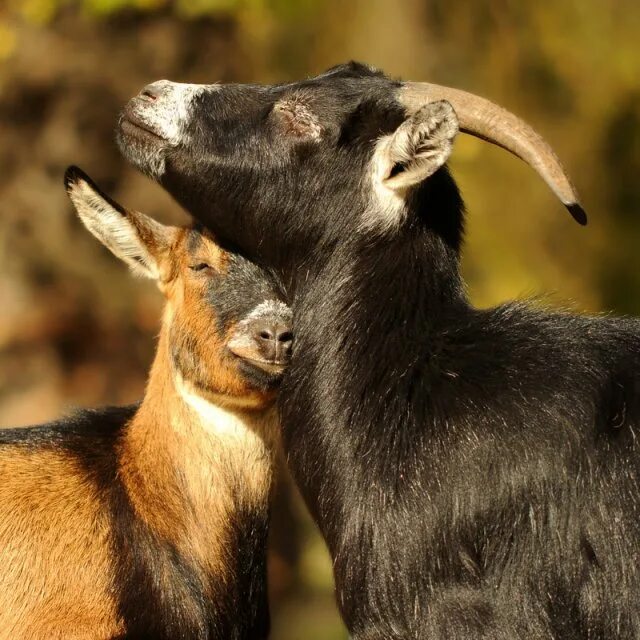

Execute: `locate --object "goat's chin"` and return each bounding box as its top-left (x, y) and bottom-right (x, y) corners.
top-left (116, 119), bottom-right (168, 179)
top-left (237, 358), bottom-right (285, 392)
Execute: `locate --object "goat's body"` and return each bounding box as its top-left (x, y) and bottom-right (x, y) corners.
top-left (0, 397), bottom-right (275, 640)
top-left (0, 170), bottom-right (291, 640)
top-left (0, 168), bottom-right (292, 640)
top-left (114, 62), bottom-right (638, 638)
top-left (282, 230), bottom-right (640, 640)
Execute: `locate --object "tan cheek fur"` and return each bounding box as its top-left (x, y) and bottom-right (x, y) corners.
top-left (168, 246), bottom-right (277, 409)
top-left (0, 449), bottom-right (123, 640)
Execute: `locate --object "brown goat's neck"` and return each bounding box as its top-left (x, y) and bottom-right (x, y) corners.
top-left (118, 317), bottom-right (278, 583)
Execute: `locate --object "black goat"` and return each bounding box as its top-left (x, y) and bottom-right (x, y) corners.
top-left (116, 62), bottom-right (640, 639)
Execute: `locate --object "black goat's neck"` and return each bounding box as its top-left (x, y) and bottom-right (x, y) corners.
top-left (281, 191), bottom-right (470, 523)
top-left (291, 192), bottom-right (469, 348)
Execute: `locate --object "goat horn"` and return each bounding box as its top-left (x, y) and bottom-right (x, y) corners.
top-left (398, 82), bottom-right (586, 225)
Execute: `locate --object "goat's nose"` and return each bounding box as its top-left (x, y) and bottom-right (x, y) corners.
top-left (253, 321), bottom-right (293, 363)
top-left (139, 80), bottom-right (171, 103)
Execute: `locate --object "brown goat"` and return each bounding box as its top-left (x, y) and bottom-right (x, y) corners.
top-left (0, 167), bottom-right (292, 640)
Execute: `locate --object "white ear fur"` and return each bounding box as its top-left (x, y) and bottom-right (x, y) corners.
top-left (67, 176), bottom-right (167, 279)
top-left (378, 100), bottom-right (459, 194)
top-left (364, 101), bottom-right (459, 234)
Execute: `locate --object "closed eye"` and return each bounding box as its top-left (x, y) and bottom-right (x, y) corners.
top-left (189, 263), bottom-right (211, 272)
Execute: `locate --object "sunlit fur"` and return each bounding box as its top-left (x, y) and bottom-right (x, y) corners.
top-left (118, 61), bottom-right (640, 639)
top-left (0, 169), bottom-right (289, 640)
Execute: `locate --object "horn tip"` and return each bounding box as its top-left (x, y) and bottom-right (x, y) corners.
top-left (567, 203), bottom-right (587, 226)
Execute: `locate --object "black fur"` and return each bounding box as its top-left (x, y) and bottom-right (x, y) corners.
top-left (118, 63), bottom-right (640, 638)
top-left (0, 409), bottom-right (270, 640)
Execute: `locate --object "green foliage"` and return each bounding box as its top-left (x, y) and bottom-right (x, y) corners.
top-left (174, 0), bottom-right (239, 17)
top-left (7, 0), bottom-right (323, 22)
top-left (81, 0), bottom-right (140, 17)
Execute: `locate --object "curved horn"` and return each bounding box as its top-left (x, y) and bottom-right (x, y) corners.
top-left (398, 82), bottom-right (586, 225)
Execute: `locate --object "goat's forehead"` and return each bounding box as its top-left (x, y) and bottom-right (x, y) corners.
top-left (183, 226), bottom-right (227, 256)
top-left (185, 227), bottom-right (209, 254)
top-left (182, 230), bottom-right (281, 304)
top-left (287, 64), bottom-right (385, 86)
top-left (313, 61), bottom-right (384, 79)
top-left (200, 64), bottom-right (394, 108)
top-left (225, 252), bottom-right (278, 292)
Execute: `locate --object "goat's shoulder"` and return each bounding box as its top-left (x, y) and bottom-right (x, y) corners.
top-left (471, 301), bottom-right (640, 357)
top-left (439, 303), bottom-right (640, 425)
top-left (0, 408), bottom-right (140, 640)
top-left (0, 404), bottom-right (139, 501)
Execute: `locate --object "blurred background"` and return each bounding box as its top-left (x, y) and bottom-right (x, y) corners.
top-left (0, 0), bottom-right (638, 637)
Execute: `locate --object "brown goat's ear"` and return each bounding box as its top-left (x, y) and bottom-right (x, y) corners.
top-left (377, 100), bottom-right (459, 193)
top-left (272, 93), bottom-right (322, 141)
top-left (65, 166), bottom-right (173, 279)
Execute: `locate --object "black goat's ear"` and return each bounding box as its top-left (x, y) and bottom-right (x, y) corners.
top-left (272, 93), bottom-right (322, 141)
top-left (377, 100), bottom-right (459, 193)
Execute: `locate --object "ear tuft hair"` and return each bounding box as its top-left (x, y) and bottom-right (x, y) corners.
top-left (65, 166), bottom-right (170, 279)
top-left (364, 101), bottom-right (459, 234)
top-left (382, 100), bottom-right (459, 193)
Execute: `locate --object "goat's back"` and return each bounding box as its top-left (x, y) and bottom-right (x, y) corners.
top-left (0, 406), bottom-right (136, 639)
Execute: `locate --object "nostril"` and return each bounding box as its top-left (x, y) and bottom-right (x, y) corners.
top-left (250, 320), bottom-right (293, 362)
top-left (139, 80), bottom-right (170, 102)
top-left (140, 88), bottom-right (158, 102)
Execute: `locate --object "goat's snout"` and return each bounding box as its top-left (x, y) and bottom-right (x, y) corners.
top-left (119, 81), bottom-right (208, 160)
top-left (227, 301), bottom-right (293, 378)
top-left (138, 80), bottom-right (171, 103)
top-left (251, 319), bottom-right (293, 364)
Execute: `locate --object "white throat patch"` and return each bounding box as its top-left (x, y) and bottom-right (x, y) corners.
top-left (176, 375), bottom-right (263, 442)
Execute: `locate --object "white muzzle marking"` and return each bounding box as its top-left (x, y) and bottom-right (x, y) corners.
top-left (135, 81), bottom-right (208, 147)
top-left (124, 81), bottom-right (220, 178)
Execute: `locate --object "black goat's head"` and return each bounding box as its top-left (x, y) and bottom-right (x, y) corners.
top-left (117, 62), bottom-right (583, 273)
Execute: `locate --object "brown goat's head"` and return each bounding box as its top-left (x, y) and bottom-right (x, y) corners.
top-left (65, 167), bottom-right (292, 409)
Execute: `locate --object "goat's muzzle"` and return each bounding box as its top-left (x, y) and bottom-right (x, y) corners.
top-left (227, 302), bottom-right (293, 378)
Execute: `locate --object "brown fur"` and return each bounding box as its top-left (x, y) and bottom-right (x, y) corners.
top-left (0, 212), bottom-right (282, 638)
top-left (0, 450), bottom-right (123, 639)
top-left (119, 320), bottom-right (278, 583)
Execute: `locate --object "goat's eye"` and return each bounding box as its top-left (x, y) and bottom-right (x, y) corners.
top-left (189, 263), bottom-right (211, 272)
